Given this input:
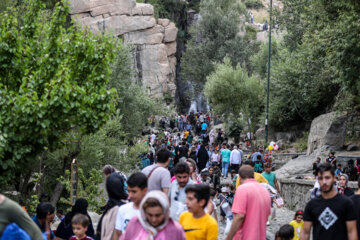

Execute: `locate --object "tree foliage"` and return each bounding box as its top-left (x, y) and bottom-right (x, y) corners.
top-left (204, 58), bottom-right (264, 136)
top-left (181, 0), bottom-right (259, 86)
top-left (261, 0), bottom-right (360, 126)
top-left (0, 0), bottom-right (117, 184)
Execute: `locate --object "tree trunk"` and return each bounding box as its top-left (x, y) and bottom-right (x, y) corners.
top-left (50, 141), bottom-right (81, 206)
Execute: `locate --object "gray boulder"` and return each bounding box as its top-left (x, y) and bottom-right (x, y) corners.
top-left (307, 112), bottom-right (347, 155)
top-left (347, 144), bottom-right (360, 151)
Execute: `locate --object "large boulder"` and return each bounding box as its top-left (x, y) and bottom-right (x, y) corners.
top-left (307, 112), bottom-right (347, 155)
top-left (70, 0), bottom-right (177, 99)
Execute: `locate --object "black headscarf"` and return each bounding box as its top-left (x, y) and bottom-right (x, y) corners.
top-left (197, 144), bottom-right (209, 172)
top-left (96, 172), bottom-right (127, 239)
top-left (56, 198), bottom-right (94, 239)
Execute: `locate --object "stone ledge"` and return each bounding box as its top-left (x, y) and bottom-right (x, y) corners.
top-left (279, 178), bottom-right (315, 186)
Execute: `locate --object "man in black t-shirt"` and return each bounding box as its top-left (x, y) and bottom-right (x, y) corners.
top-left (350, 177), bottom-right (360, 240)
top-left (301, 163), bottom-right (357, 240)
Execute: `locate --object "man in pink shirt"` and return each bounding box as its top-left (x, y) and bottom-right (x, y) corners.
top-left (225, 165), bottom-right (271, 240)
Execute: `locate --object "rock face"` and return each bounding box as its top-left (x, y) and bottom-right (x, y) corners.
top-left (307, 112), bottom-right (347, 155)
top-left (70, 0), bottom-right (178, 98)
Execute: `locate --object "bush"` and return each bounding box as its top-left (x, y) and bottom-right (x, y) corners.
top-left (294, 131), bottom-right (309, 153)
top-left (243, 0), bottom-right (264, 9)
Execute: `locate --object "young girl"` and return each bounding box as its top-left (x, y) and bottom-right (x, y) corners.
top-left (289, 210), bottom-right (304, 240)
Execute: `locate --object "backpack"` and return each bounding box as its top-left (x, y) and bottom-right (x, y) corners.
top-left (254, 161), bottom-right (263, 173)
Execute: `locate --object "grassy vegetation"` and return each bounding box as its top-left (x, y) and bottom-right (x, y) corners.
top-left (294, 131), bottom-right (309, 153)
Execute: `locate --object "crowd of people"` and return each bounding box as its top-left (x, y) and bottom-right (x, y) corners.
top-left (2, 112), bottom-right (360, 240)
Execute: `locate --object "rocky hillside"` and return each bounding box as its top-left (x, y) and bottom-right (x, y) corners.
top-left (70, 0), bottom-right (178, 98)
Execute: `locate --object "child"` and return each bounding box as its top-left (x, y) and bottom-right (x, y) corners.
top-left (70, 214), bottom-right (94, 240)
top-left (179, 184), bottom-right (218, 240)
top-left (335, 164), bottom-right (342, 178)
top-left (289, 210), bottom-right (304, 240)
top-left (206, 189), bottom-right (218, 222)
top-left (230, 170), bottom-right (238, 187)
top-left (274, 224), bottom-right (294, 240)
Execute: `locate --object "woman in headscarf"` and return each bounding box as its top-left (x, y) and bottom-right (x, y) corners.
top-left (337, 173), bottom-right (354, 196)
top-left (55, 198), bottom-right (94, 239)
top-left (196, 144), bottom-right (209, 172)
top-left (121, 191), bottom-right (185, 240)
top-left (186, 158), bottom-right (201, 183)
top-left (96, 172), bottom-right (128, 240)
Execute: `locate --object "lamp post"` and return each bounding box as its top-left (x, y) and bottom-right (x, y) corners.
top-left (265, 0), bottom-right (272, 146)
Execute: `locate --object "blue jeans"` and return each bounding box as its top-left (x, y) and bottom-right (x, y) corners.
top-left (222, 162), bottom-right (229, 177)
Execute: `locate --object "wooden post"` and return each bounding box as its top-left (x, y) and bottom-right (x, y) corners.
top-left (70, 159), bottom-right (79, 205)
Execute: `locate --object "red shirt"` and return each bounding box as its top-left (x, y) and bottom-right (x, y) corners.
top-left (232, 179), bottom-right (271, 240)
top-left (69, 236), bottom-right (94, 240)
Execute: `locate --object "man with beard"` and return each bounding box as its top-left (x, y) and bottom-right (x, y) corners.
top-left (169, 163), bottom-right (195, 221)
top-left (300, 163), bottom-right (357, 240)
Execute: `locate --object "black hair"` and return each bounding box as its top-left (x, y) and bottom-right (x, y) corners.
top-left (256, 155), bottom-right (262, 160)
top-left (230, 169), bottom-right (236, 174)
top-left (127, 172), bottom-right (148, 189)
top-left (337, 164), bottom-right (342, 167)
top-left (174, 162), bottom-right (190, 175)
top-left (243, 160), bottom-right (254, 167)
top-left (209, 189), bottom-right (216, 197)
top-left (72, 213), bottom-right (89, 227)
top-left (318, 162), bottom-right (334, 176)
top-left (185, 184), bottom-right (210, 208)
top-left (275, 224), bottom-right (294, 240)
top-left (156, 148), bottom-right (171, 163)
top-left (57, 209), bottom-right (64, 215)
top-left (36, 202), bottom-right (55, 219)
top-left (294, 210), bottom-right (304, 220)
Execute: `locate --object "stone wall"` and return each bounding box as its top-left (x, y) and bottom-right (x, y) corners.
top-left (70, 0), bottom-right (178, 98)
top-left (279, 178), bottom-right (358, 211)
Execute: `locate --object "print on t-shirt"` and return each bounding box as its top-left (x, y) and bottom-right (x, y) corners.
top-left (318, 207), bottom-right (338, 230)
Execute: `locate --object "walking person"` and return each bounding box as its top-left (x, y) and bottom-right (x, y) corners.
top-left (230, 145), bottom-right (242, 174)
top-left (142, 148), bottom-right (171, 194)
top-left (337, 173), bottom-right (354, 197)
top-left (225, 165), bottom-right (271, 240)
top-left (262, 162), bottom-right (281, 194)
top-left (300, 163), bottom-right (357, 240)
top-left (0, 194), bottom-right (43, 239)
top-left (121, 191), bottom-right (185, 240)
top-left (96, 172), bottom-right (128, 240)
top-left (209, 130), bottom-right (216, 146)
top-left (56, 198), bottom-right (95, 239)
top-left (289, 210), bottom-right (304, 240)
top-left (69, 214), bottom-right (94, 240)
top-left (113, 172), bottom-right (148, 240)
top-left (197, 144), bottom-right (210, 172)
top-left (221, 144), bottom-right (231, 178)
top-left (350, 176), bottom-right (360, 240)
top-left (169, 163), bottom-right (195, 221)
top-left (179, 184), bottom-right (218, 240)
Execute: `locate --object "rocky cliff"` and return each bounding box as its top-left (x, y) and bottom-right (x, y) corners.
top-left (70, 0), bottom-right (178, 98)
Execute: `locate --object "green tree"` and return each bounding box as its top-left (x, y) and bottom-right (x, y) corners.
top-left (268, 0), bottom-right (360, 126)
top-left (0, 0), bottom-right (117, 187)
top-left (204, 58), bottom-right (264, 140)
top-left (181, 0), bottom-right (259, 87)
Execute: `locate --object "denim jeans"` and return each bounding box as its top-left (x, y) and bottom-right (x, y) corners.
top-left (222, 161), bottom-right (229, 177)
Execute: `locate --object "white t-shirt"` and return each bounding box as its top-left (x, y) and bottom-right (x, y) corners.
top-left (115, 202), bottom-right (139, 232)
